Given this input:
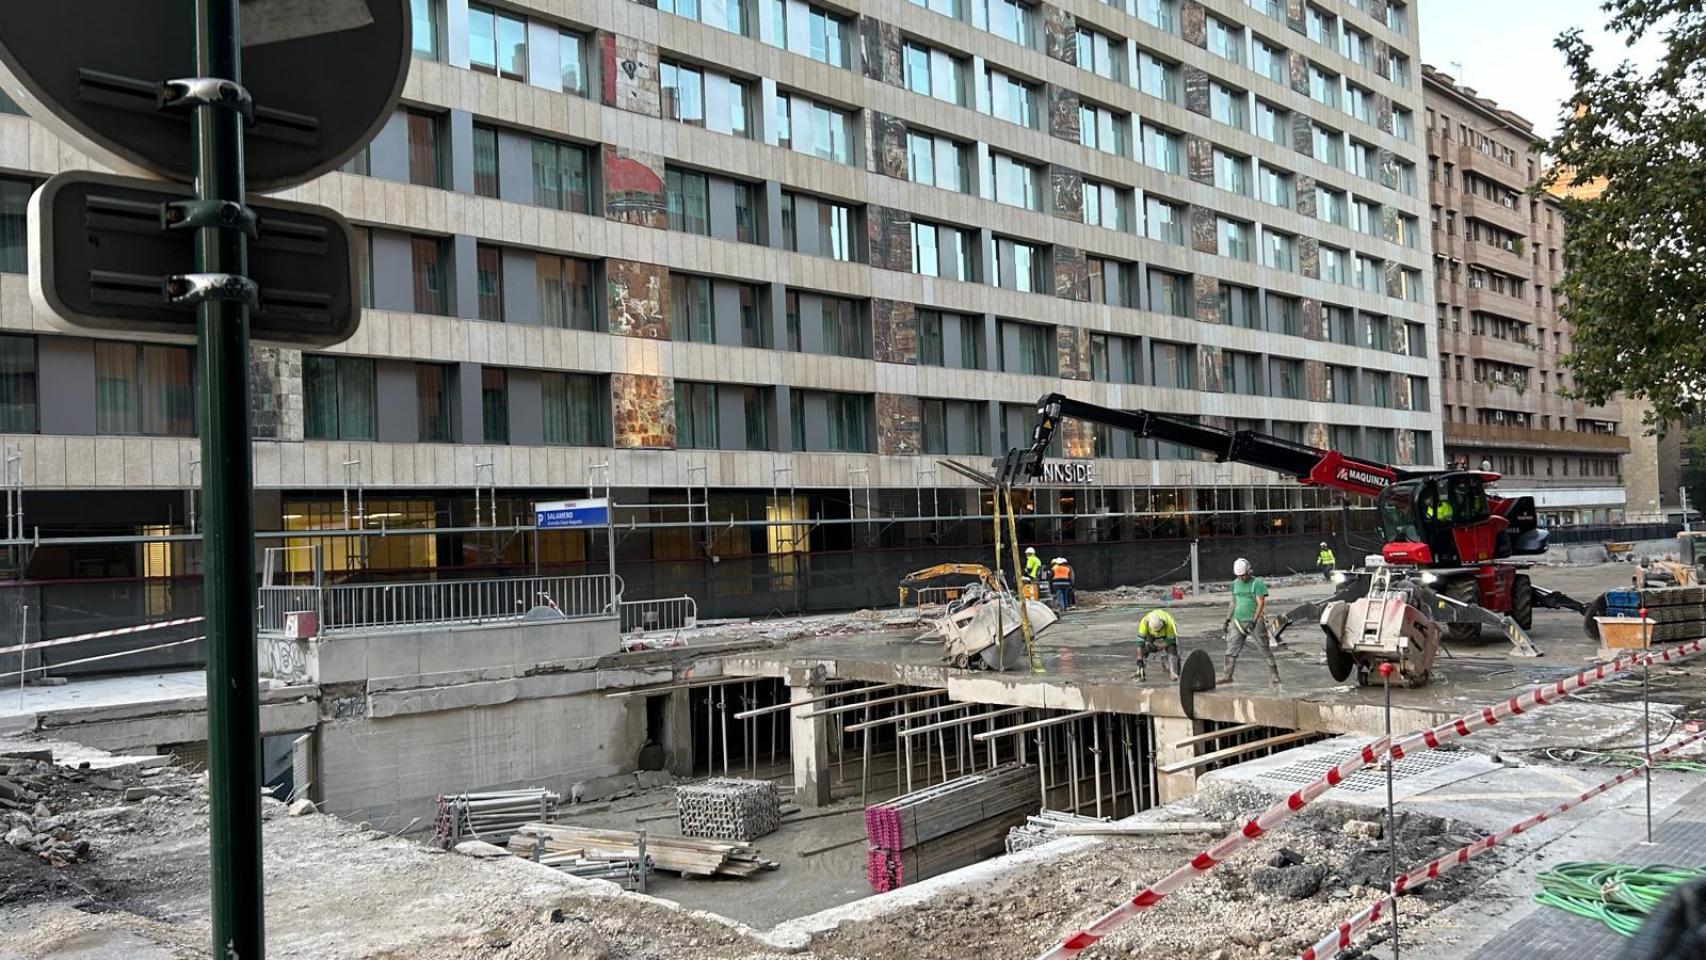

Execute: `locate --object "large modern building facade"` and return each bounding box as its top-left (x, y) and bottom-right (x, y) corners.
top-left (0, 0), bottom-right (1437, 617)
top-left (1423, 66), bottom-right (1628, 525)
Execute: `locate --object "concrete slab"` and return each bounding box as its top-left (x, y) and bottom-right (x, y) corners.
top-left (0, 671), bottom-right (206, 733)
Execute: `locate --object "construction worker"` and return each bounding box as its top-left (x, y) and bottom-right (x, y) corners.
top-left (1050, 557), bottom-right (1075, 609)
top-left (1317, 541), bottom-right (1337, 580)
top-left (1134, 609), bottom-right (1180, 681)
top-left (1222, 558), bottom-right (1280, 685)
top-left (1024, 547), bottom-right (1043, 582)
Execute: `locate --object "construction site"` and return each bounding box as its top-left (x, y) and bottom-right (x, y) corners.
top-left (5, 402), bottom-right (1706, 960)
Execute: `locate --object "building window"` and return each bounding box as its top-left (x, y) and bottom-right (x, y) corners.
top-left (1258, 164), bottom-right (1293, 207)
top-left (808, 6), bottom-right (849, 66)
top-left (1210, 82), bottom-right (1246, 129)
top-left (1320, 244), bottom-right (1347, 284)
top-left (922, 399), bottom-right (949, 455)
top-left (1267, 293), bottom-right (1301, 335)
top-left (1312, 122), bottom-right (1343, 166)
top-left (537, 255), bottom-right (596, 331)
top-left (0, 335), bottom-right (37, 433)
top-left (1206, 15), bottom-right (1243, 64)
top-left (1148, 268), bottom-right (1191, 317)
top-left (1137, 0), bottom-right (1177, 33)
top-left (1144, 196), bottom-right (1185, 245)
top-left (1083, 180), bottom-right (1129, 231)
top-left (1075, 27), bottom-right (1123, 81)
top-left (1088, 257), bottom-right (1134, 307)
top-left (1216, 217), bottom-right (1251, 261)
top-left (660, 0), bottom-right (748, 35)
top-left (822, 392), bottom-right (869, 452)
top-left (1327, 365), bottom-right (1357, 405)
top-left (1255, 100), bottom-right (1288, 146)
top-left (1354, 255), bottom-right (1383, 293)
top-left (779, 95), bottom-right (853, 164)
top-left (1308, 65), bottom-right (1340, 109)
top-left (1009, 322), bottom-right (1052, 375)
top-left (1089, 333), bottom-right (1139, 383)
top-left (907, 131), bottom-right (970, 191)
top-left (1151, 341), bottom-right (1195, 389)
top-left (475, 245), bottom-right (503, 321)
top-left (985, 70), bottom-right (1038, 127)
top-left (542, 372), bottom-right (606, 445)
top-left (0, 176), bottom-right (28, 274)
top-left (472, 124), bottom-right (499, 198)
top-left (994, 238), bottom-right (1045, 293)
top-left (1219, 284), bottom-right (1258, 329)
top-left (905, 41), bottom-right (966, 105)
top-left (411, 236), bottom-right (450, 315)
top-left (1326, 305), bottom-right (1355, 345)
top-left (989, 153), bottom-right (1040, 210)
top-left (95, 343), bottom-right (196, 437)
top-left (1213, 149), bottom-right (1249, 196)
top-left (303, 355), bottom-right (375, 441)
top-left (1317, 185), bottom-right (1347, 225)
top-left (1270, 358), bottom-right (1303, 399)
top-left (919, 311), bottom-right (945, 366)
top-left (661, 62), bottom-right (706, 127)
top-left (1078, 103), bottom-right (1128, 156)
top-left (1306, 5), bottom-right (1335, 45)
top-left (406, 109), bottom-right (444, 188)
top-left (671, 274), bottom-right (715, 344)
top-left (675, 381), bottom-right (721, 450)
top-left (469, 5), bottom-right (526, 80)
top-left (1254, 38), bottom-right (1286, 83)
top-left (411, 0), bottom-right (441, 60)
top-left (1142, 124), bottom-right (1182, 174)
top-left (984, 0), bottom-right (1035, 46)
top-left (1262, 230), bottom-right (1296, 271)
top-left (354, 227), bottom-right (373, 308)
top-left (821, 296), bottom-right (871, 359)
top-left (415, 363), bottom-right (455, 443)
top-left (782, 192), bottom-right (854, 261)
top-left (481, 368), bottom-right (509, 444)
top-left (1138, 52), bottom-right (1180, 104)
top-left (665, 168), bottom-right (711, 235)
top-left (560, 30), bottom-right (590, 96)
top-left (961, 319), bottom-right (986, 370)
top-left (531, 138), bottom-right (592, 213)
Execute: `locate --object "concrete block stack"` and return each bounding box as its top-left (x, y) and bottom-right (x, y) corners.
top-left (676, 778), bottom-right (782, 842)
top-left (865, 764), bottom-right (1035, 891)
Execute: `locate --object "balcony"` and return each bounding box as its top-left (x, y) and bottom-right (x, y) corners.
top-left (1444, 422), bottom-right (1632, 455)
top-left (1467, 283), bottom-right (1534, 320)
top-left (1464, 238), bottom-right (1534, 279)
top-left (1460, 193), bottom-right (1530, 236)
top-left (1457, 144), bottom-right (1529, 193)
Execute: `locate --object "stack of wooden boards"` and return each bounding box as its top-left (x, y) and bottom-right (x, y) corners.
top-left (509, 823), bottom-right (779, 880)
top-left (864, 764), bottom-right (1035, 892)
top-left (433, 788), bottom-right (560, 847)
top-left (676, 777), bottom-right (782, 842)
top-left (1605, 586), bottom-right (1706, 642)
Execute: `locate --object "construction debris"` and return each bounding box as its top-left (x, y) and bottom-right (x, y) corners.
top-left (1005, 810), bottom-right (1112, 853)
top-left (929, 589), bottom-right (1057, 670)
top-left (865, 764), bottom-right (1035, 891)
top-left (676, 777), bottom-right (782, 842)
top-left (508, 823), bottom-right (777, 879)
top-left (432, 788), bottom-right (561, 848)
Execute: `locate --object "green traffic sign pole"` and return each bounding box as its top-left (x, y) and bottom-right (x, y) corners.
top-left (191, 0), bottom-right (266, 956)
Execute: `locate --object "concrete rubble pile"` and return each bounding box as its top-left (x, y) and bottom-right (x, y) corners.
top-left (432, 788), bottom-right (561, 847)
top-left (865, 764), bottom-right (1035, 891)
top-left (675, 777), bottom-right (782, 842)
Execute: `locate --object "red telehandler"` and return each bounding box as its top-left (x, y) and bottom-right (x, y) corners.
top-left (997, 394), bottom-right (1593, 678)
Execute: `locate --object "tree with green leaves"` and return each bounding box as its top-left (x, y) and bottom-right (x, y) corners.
top-left (1542, 1), bottom-right (1706, 427)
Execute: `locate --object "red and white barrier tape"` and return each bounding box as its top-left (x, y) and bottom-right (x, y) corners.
top-left (1037, 738), bottom-right (1390, 960)
top-left (0, 615), bottom-right (206, 658)
top-left (1037, 638), bottom-right (1706, 960)
top-left (0, 636), bottom-right (207, 682)
top-left (1297, 729), bottom-right (1706, 960)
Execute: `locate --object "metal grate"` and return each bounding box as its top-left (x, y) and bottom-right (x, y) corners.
top-left (1261, 747), bottom-right (1471, 793)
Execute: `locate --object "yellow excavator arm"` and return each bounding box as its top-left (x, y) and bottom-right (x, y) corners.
top-left (898, 564), bottom-right (1001, 607)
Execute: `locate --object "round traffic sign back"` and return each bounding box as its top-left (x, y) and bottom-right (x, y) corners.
top-left (0, 0), bottom-right (409, 192)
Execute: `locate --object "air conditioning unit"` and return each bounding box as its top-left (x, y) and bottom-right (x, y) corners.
top-left (282, 611), bottom-right (319, 640)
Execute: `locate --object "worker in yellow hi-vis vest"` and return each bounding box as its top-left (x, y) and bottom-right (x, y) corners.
top-left (1134, 609), bottom-right (1180, 681)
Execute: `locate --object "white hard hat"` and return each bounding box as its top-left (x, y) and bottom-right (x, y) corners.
top-left (1025, 547), bottom-right (1036, 554)
top-left (1320, 541), bottom-right (1328, 547)
top-left (1144, 611), bottom-right (1168, 632)
top-left (1053, 557), bottom-right (1068, 564)
top-left (1233, 558), bottom-right (1251, 576)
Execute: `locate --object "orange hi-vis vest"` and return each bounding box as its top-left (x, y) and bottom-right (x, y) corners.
top-left (1051, 563), bottom-right (1072, 580)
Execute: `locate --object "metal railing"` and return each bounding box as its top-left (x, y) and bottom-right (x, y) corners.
top-left (258, 573), bottom-right (622, 636)
top-left (618, 595), bottom-right (697, 635)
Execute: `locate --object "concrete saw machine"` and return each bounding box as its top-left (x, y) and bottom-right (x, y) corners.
top-left (1318, 567), bottom-right (1441, 688)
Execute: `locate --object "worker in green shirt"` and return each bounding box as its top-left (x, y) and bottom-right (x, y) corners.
top-left (1222, 558), bottom-right (1280, 685)
top-left (1317, 541), bottom-right (1337, 580)
top-left (1134, 609), bottom-right (1180, 681)
top-left (1023, 547), bottom-right (1043, 581)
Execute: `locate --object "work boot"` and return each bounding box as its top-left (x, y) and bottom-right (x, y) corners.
top-left (1217, 656), bottom-right (1237, 684)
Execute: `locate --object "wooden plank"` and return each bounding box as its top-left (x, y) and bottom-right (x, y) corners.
top-left (971, 709), bottom-right (1099, 742)
top-left (1157, 730), bottom-right (1320, 775)
top-left (1172, 723), bottom-right (1265, 748)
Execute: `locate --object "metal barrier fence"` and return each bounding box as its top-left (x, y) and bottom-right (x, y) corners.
top-left (618, 595), bottom-right (698, 635)
top-left (258, 572), bottom-right (622, 636)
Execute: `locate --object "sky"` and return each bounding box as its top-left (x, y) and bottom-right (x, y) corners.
top-left (1416, 0), bottom-right (1666, 139)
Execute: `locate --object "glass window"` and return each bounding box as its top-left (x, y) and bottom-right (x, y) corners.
top-left (1206, 16), bottom-right (1242, 64)
top-left (475, 244), bottom-right (503, 321)
top-left (742, 386), bottom-right (770, 449)
top-left (671, 274), bottom-right (715, 343)
top-left (821, 296), bottom-right (871, 359)
top-left (1148, 269), bottom-right (1191, 317)
top-left (560, 31), bottom-right (589, 96)
top-left (1219, 284), bottom-right (1258, 328)
top-left (537, 255), bottom-right (596, 331)
top-left (911, 221), bottom-right (941, 276)
top-left (415, 363), bottom-right (454, 443)
top-left (960, 319), bottom-right (985, 370)
top-left (472, 124), bottom-right (499, 198)
top-left (1259, 164), bottom-right (1292, 207)
top-left (1255, 100), bottom-right (1288, 146)
top-left (989, 153), bottom-right (1040, 210)
top-left (542, 372), bottom-right (605, 445)
top-left (0, 176), bottom-right (29, 273)
top-left (675, 381), bottom-right (720, 450)
top-left (1306, 5), bottom-right (1335, 45)
top-left (919, 311), bottom-right (945, 366)
top-left (411, 236), bottom-right (450, 315)
top-left (1267, 295), bottom-right (1300, 335)
top-left (1210, 83), bottom-right (1246, 129)
top-left (1151, 341), bottom-right (1195, 389)
top-left (1326, 306), bottom-right (1355, 344)
top-left (1312, 123), bottom-right (1343, 166)
top-left (1262, 230), bottom-right (1295, 271)
top-left (410, 0), bottom-right (440, 60)
top-left (1076, 27), bottom-right (1122, 81)
top-left (406, 109), bottom-right (443, 188)
top-left (922, 399), bottom-right (948, 455)
top-left (995, 239), bottom-right (1045, 293)
top-left (470, 5), bottom-right (525, 80)
top-left (1138, 52), bottom-right (1179, 104)
top-left (1213, 149), bottom-right (1249, 196)
top-left (1320, 244), bottom-right (1347, 283)
top-left (1145, 196), bottom-right (1184, 245)
top-left (303, 355), bottom-right (375, 441)
top-left (531, 138), bottom-right (591, 213)
top-left (660, 62), bottom-right (705, 126)
top-left (1216, 217), bottom-right (1251, 261)
top-left (666, 168), bottom-right (711, 235)
top-left (1137, 0), bottom-right (1177, 33)
top-left (94, 343), bottom-right (196, 437)
top-left (481, 368), bottom-right (509, 444)
top-left (1271, 358), bottom-right (1303, 399)
top-left (986, 71), bottom-right (1038, 128)
top-left (1317, 185), bottom-right (1347, 225)
top-left (1254, 38), bottom-right (1286, 83)
top-left (985, 0), bottom-right (1035, 46)
top-left (1013, 323), bottom-right (1051, 375)
top-left (1142, 124), bottom-right (1181, 174)
top-left (808, 6), bottom-right (848, 66)
top-left (1078, 104), bottom-right (1127, 156)
top-left (0, 335), bottom-right (37, 433)
top-left (1309, 65), bottom-right (1339, 109)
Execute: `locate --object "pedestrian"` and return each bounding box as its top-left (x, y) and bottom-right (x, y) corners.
top-left (1134, 609), bottom-right (1180, 681)
top-left (1222, 557), bottom-right (1280, 685)
top-left (1317, 541), bottom-right (1337, 580)
top-left (1050, 556), bottom-right (1075, 610)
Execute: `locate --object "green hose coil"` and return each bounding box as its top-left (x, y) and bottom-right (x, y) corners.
top-left (1534, 862), bottom-right (1706, 936)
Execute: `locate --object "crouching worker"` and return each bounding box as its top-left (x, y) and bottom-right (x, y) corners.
top-left (1134, 609), bottom-right (1181, 681)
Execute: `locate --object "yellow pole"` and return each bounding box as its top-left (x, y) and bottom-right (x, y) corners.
top-left (1004, 489), bottom-right (1039, 671)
